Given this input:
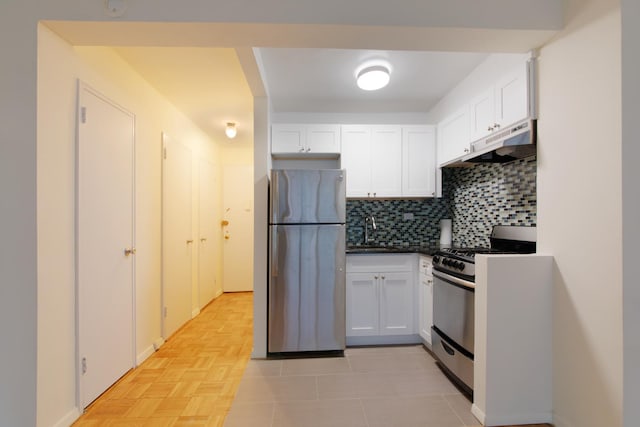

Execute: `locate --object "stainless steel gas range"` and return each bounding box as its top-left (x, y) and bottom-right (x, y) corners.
top-left (430, 226), bottom-right (536, 396)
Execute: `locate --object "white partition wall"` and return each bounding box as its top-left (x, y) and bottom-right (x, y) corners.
top-left (473, 254), bottom-right (553, 426)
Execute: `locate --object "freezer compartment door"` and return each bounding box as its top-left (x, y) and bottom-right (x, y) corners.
top-left (269, 224), bottom-right (346, 352)
top-left (270, 169), bottom-right (346, 224)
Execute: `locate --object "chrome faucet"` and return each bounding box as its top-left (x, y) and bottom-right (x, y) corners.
top-left (364, 215), bottom-right (377, 244)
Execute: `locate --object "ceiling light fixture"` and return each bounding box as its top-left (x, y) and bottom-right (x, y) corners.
top-left (225, 122), bottom-right (237, 139)
top-left (356, 65), bottom-right (391, 91)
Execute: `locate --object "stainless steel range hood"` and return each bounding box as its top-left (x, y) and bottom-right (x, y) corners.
top-left (464, 119), bottom-right (536, 164)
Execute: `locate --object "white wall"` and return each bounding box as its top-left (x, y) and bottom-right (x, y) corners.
top-left (537, 1), bottom-right (623, 426)
top-left (36, 25), bottom-right (224, 427)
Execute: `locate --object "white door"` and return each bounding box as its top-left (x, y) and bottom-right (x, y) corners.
top-left (77, 83), bottom-right (134, 408)
top-left (346, 273), bottom-right (379, 336)
top-left (340, 125), bottom-right (371, 197)
top-left (402, 126), bottom-right (436, 197)
top-left (468, 88), bottom-right (496, 142)
top-left (222, 165), bottom-right (254, 292)
top-left (495, 67), bottom-right (529, 128)
top-left (379, 272), bottom-right (414, 335)
top-left (306, 124), bottom-right (341, 154)
top-left (371, 126), bottom-right (402, 197)
top-left (437, 106), bottom-right (470, 166)
top-left (162, 133), bottom-right (193, 338)
top-left (198, 159), bottom-right (218, 308)
top-left (271, 124), bottom-right (306, 154)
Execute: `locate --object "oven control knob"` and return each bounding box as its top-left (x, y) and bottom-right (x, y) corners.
top-left (456, 262), bottom-right (465, 270)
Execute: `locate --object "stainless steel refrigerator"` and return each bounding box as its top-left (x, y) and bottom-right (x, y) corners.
top-left (268, 169), bottom-right (346, 353)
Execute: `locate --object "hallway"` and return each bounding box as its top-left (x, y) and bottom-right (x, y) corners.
top-left (73, 292), bottom-right (253, 426)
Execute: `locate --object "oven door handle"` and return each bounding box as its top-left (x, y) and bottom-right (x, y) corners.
top-left (433, 270), bottom-right (475, 290)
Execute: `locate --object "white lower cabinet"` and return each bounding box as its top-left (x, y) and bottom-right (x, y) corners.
top-left (418, 255), bottom-right (433, 345)
top-left (346, 254), bottom-right (417, 344)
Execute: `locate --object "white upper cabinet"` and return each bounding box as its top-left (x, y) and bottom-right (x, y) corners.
top-left (469, 65), bottom-right (529, 143)
top-left (341, 125), bottom-right (372, 197)
top-left (435, 54), bottom-right (534, 167)
top-left (468, 88), bottom-right (496, 142)
top-left (437, 106), bottom-right (470, 166)
top-left (494, 67), bottom-right (529, 129)
top-left (370, 126), bottom-right (402, 197)
top-left (271, 124), bottom-right (341, 157)
top-left (402, 126), bottom-right (436, 197)
top-left (342, 125), bottom-right (435, 198)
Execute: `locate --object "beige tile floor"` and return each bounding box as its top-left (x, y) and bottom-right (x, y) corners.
top-left (224, 345), bottom-right (483, 427)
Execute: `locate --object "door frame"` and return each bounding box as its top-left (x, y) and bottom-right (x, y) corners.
top-left (75, 80), bottom-right (137, 409)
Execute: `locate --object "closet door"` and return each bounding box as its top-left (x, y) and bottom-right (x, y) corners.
top-left (77, 82), bottom-right (135, 408)
top-left (162, 133), bottom-right (193, 338)
top-left (198, 159), bottom-right (218, 308)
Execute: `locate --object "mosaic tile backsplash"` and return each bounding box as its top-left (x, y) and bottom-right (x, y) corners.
top-left (346, 198), bottom-right (450, 246)
top-left (444, 156), bottom-right (536, 247)
top-left (346, 156), bottom-right (537, 248)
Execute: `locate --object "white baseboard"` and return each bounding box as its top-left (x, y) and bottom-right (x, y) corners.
top-left (471, 404), bottom-right (486, 425)
top-left (482, 410), bottom-right (553, 426)
top-left (192, 307), bottom-right (200, 318)
top-left (136, 344), bottom-right (155, 366)
top-left (52, 407), bottom-right (81, 427)
top-left (153, 336), bottom-right (165, 351)
top-left (346, 334), bottom-right (421, 346)
top-left (214, 289), bottom-right (223, 298)
top-left (136, 337), bottom-right (166, 365)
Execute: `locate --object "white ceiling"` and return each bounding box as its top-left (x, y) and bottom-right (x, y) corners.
top-left (113, 47), bottom-right (255, 146)
top-left (112, 46), bottom-right (490, 142)
top-left (256, 48), bottom-right (489, 113)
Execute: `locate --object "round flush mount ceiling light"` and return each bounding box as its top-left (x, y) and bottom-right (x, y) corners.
top-left (356, 64), bottom-right (391, 91)
top-left (225, 122), bottom-right (237, 139)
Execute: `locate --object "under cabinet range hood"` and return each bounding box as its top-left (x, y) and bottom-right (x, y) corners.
top-left (464, 119), bottom-right (536, 164)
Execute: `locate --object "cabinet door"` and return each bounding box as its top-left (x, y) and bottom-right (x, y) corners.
top-left (418, 256), bottom-right (433, 343)
top-left (379, 271), bottom-right (414, 336)
top-left (272, 124), bottom-right (306, 154)
top-left (437, 106), bottom-right (470, 166)
top-left (402, 126), bottom-right (436, 197)
top-left (468, 88), bottom-right (495, 142)
top-left (370, 126), bottom-right (402, 197)
top-left (495, 66), bottom-right (528, 129)
top-left (306, 124), bottom-right (341, 154)
top-left (341, 125), bottom-right (372, 197)
top-left (419, 273), bottom-right (433, 344)
top-left (346, 273), bottom-right (379, 336)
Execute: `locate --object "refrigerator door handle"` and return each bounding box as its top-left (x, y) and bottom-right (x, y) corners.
top-left (270, 226), bottom-right (278, 277)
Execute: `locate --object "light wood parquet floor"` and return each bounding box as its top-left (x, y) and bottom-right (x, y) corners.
top-left (73, 292), bottom-right (253, 427)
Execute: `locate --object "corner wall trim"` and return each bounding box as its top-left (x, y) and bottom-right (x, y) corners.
top-left (136, 345), bottom-right (155, 366)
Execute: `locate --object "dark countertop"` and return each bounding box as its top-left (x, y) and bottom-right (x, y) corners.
top-left (346, 245), bottom-right (440, 256)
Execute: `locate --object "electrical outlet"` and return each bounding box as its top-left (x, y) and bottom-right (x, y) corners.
top-left (403, 213), bottom-right (414, 220)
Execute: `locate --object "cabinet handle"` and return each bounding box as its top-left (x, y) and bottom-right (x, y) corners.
top-left (464, 148), bottom-right (469, 153)
top-left (374, 275), bottom-right (378, 280)
top-left (186, 239), bottom-right (193, 244)
top-left (367, 192), bottom-right (371, 197)
top-left (200, 238), bottom-right (207, 243)
top-left (381, 275), bottom-right (385, 280)
top-left (306, 147), bottom-right (311, 152)
top-left (487, 126), bottom-right (494, 131)
top-left (299, 147), bottom-right (305, 152)
top-left (494, 123), bottom-right (501, 129)
top-left (373, 192), bottom-right (377, 197)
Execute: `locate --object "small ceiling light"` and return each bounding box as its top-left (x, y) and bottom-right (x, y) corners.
top-left (225, 122), bottom-right (237, 139)
top-left (356, 65), bottom-right (390, 91)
